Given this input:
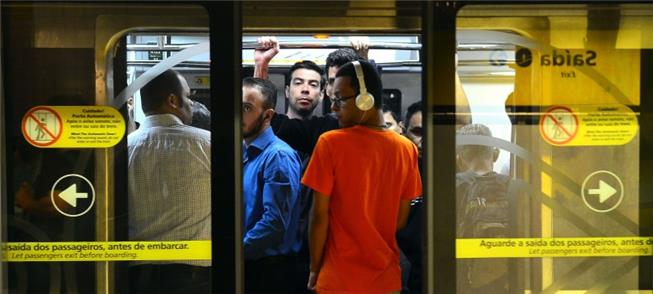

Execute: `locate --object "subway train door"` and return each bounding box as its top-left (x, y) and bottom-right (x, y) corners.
top-left (446, 3), bottom-right (653, 293)
top-left (1, 2), bottom-right (240, 293)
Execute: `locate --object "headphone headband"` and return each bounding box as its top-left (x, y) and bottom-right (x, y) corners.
top-left (352, 61), bottom-right (374, 111)
top-left (352, 61), bottom-right (368, 97)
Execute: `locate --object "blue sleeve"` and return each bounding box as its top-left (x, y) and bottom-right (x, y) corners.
top-left (243, 149), bottom-right (301, 259)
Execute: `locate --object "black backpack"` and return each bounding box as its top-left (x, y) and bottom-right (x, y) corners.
top-left (456, 171), bottom-right (513, 293)
top-left (457, 171), bottom-right (512, 238)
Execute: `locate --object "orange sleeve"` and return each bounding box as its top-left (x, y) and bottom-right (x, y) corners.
top-left (301, 135), bottom-right (334, 197)
top-left (401, 143), bottom-right (422, 200)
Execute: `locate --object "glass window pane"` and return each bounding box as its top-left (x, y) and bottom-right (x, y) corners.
top-left (241, 34), bottom-right (424, 293)
top-left (1, 3), bottom-right (211, 293)
top-left (456, 4), bottom-right (653, 293)
top-left (242, 35), bottom-right (420, 66)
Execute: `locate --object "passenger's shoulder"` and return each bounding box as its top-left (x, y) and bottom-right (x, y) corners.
top-left (392, 132), bottom-right (415, 147)
top-left (386, 133), bottom-right (418, 155)
top-left (127, 130), bottom-right (140, 143)
top-left (317, 128), bottom-right (348, 141)
top-left (127, 128), bottom-right (148, 145)
top-left (307, 113), bottom-right (339, 128)
top-left (266, 140), bottom-right (300, 165)
top-left (184, 125), bottom-right (211, 140)
top-left (271, 138), bottom-right (298, 155)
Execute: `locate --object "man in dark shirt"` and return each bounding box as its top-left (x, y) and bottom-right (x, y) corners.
top-left (254, 37), bottom-right (361, 153)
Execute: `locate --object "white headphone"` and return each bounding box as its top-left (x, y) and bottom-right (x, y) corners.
top-left (352, 61), bottom-right (375, 111)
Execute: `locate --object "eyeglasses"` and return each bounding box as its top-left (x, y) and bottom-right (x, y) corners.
top-left (330, 94), bottom-right (356, 108)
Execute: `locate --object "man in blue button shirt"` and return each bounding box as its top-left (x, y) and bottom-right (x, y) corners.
top-left (242, 77), bottom-right (303, 293)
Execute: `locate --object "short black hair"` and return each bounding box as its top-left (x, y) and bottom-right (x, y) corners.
top-left (382, 104), bottom-right (400, 123)
top-left (140, 69), bottom-right (184, 113)
top-left (325, 48), bottom-right (361, 78)
top-left (405, 101), bottom-right (422, 126)
top-left (243, 77), bottom-right (277, 110)
top-left (456, 123), bottom-right (495, 160)
top-left (335, 60), bottom-right (383, 108)
top-left (286, 60), bottom-right (326, 90)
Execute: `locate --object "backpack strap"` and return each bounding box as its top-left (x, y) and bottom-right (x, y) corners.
top-left (456, 171), bottom-right (477, 187)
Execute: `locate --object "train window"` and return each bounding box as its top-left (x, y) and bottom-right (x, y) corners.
top-left (456, 3), bottom-right (653, 293)
top-left (240, 34), bottom-right (423, 292)
top-left (126, 33), bottom-right (211, 128)
top-left (242, 35), bottom-right (420, 65)
top-left (1, 3), bottom-right (212, 293)
top-left (242, 34), bottom-right (421, 117)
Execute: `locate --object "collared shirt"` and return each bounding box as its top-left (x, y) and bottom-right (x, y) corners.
top-left (128, 114), bottom-right (211, 266)
top-left (242, 127), bottom-right (302, 260)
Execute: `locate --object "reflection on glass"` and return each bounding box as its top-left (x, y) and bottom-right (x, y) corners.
top-left (455, 124), bottom-right (512, 293)
top-left (2, 3), bottom-right (212, 293)
top-left (456, 4), bottom-right (652, 293)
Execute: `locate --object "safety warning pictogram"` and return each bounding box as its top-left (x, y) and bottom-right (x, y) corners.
top-left (20, 105), bottom-right (125, 148)
top-left (22, 106), bottom-right (63, 147)
top-left (539, 106), bottom-right (579, 145)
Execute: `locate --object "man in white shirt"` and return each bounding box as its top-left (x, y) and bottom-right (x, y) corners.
top-left (127, 69), bottom-right (211, 294)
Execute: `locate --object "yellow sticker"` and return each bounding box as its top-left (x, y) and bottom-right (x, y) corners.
top-left (513, 47), bottom-right (641, 106)
top-left (539, 105), bottom-right (638, 146)
top-left (21, 106), bottom-right (125, 148)
top-left (2, 241), bottom-right (211, 262)
top-left (456, 237), bottom-right (653, 259)
top-left (193, 76), bottom-right (210, 87)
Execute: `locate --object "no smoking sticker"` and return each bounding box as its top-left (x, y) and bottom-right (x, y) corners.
top-left (22, 106), bottom-right (125, 148)
top-left (539, 105), bottom-right (638, 146)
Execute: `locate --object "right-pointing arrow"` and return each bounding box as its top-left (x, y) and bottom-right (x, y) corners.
top-left (588, 180), bottom-right (617, 203)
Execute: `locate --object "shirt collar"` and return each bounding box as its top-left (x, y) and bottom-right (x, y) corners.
top-left (141, 114), bottom-right (184, 128)
top-left (245, 127), bottom-right (275, 152)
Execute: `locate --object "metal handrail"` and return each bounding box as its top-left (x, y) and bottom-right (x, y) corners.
top-left (126, 60), bottom-right (425, 68)
top-left (128, 60), bottom-right (209, 67)
top-left (127, 41), bottom-right (422, 51)
top-left (242, 40), bottom-right (421, 50)
top-left (127, 42), bottom-right (516, 52)
top-left (127, 44), bottom-right (197, 51)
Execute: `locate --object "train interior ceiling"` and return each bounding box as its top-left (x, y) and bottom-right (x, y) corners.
top-left (128, 34), bottom-right (424, 123)
top-left (127, 30), bottom-right (513, 172)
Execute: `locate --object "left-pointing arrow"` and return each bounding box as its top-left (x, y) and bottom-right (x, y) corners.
top-left (58, 184), bottom-right (88, 207)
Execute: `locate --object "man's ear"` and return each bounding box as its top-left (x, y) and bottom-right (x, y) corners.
top-left (456, 154), bottom-right (465, 172)
top-left (285, 85), bottom-right (290, 99)
top-left (262, 108), bottom-right (274, 123)
top-left (166, 93), bottom-right (179, 110)
top-left (493, 147), bottom-right (500, 162)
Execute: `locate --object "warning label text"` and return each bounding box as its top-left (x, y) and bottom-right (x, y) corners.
top-left (457, 237), bottom-right (653, 258)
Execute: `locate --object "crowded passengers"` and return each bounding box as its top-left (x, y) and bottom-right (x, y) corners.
top-left (127, 37), bottom-right (428, 294)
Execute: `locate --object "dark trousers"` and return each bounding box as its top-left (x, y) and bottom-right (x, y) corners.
top-left (245, 255), bottom-right (297, 294)
top-left (129, 264), bottom-right (210, 294)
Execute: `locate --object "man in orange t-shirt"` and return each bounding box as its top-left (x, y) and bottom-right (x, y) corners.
top-left (302, 60), bottom-right (422, 293)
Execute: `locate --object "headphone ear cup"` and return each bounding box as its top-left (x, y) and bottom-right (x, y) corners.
top-left (355, 92), bottom-right (375, 111)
